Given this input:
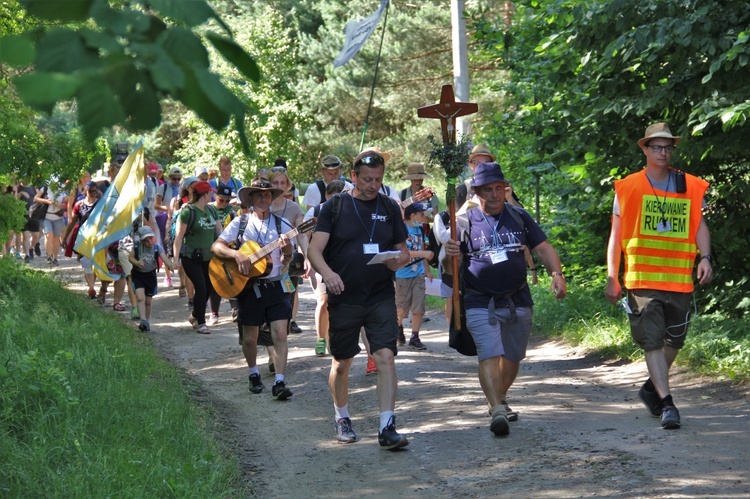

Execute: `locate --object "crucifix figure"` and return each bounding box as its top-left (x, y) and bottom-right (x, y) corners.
top-left (418, 84), bottom-right (478, 144)
top-left (418, 84), bottom-right (478, 329)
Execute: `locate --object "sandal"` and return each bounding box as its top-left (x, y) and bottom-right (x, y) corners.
top-left (178, 286), bottom-right (186, 298)
top-left (502, 400), bottom-right (519, 422)
top-left (113, 302), bottom-right (125, 312)
top-left (196, 325), bottom-right (211, 334)
top-left (188, 315), bottom-right (198, 329)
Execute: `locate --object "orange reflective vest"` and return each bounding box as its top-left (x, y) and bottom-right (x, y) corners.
top-left (615, 169), bottom-right (708, 293)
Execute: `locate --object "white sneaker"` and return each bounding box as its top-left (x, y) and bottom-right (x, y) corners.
top-left (207, 314), bottom-right (219, 326)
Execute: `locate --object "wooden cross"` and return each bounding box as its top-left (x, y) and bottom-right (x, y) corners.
top-left (417, 84), bottom-right (478, 144)
top-left (418, 84), bottom-right (478, 329)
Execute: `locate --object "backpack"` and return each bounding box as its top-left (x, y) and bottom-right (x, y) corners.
top-left (315, 179), bottom-right (327, 202)
top-left (184, 203), bottom-right (220, 237)
top-left (321, 192), bottom-right (396, 258)
top-left (456, 203), bottom-right (528, 250)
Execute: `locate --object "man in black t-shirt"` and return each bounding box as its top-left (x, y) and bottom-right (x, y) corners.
top-left (308, 149), bottom-right (411, 450)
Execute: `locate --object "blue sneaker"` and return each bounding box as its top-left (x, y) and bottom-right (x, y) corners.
top-left (378, 415), bottom-right (408, 450)
top-left (334, 417), bottom-right (357, 444)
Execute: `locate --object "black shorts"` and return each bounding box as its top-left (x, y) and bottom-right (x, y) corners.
top-left (131, 268), bottom-right (158, 297)
top-left (23, 216), bottom-right (40, 232)
top-left (236, 280), bottom-right (292, 327)
top-left (328, 299), bottom-right (399, 360)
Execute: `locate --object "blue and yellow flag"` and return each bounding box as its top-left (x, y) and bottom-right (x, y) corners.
top-left (75, 140), bottom-right (145, 281)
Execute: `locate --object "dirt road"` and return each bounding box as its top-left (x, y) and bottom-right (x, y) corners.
top-left (52, 260), bottom-right (748, 497)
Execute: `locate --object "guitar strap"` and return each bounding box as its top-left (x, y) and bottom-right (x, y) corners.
top-left (235, 213), bottom-right (250, 248)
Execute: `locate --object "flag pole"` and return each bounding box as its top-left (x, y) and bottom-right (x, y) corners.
top-left (359, 0), bottom-right (390, 151)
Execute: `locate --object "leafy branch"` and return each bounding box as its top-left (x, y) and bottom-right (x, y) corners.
top-left (426, 134), bottom-right (471, 203)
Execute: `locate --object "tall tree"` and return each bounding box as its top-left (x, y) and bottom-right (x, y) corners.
top-left (471, 0), bottom-right (750, 315)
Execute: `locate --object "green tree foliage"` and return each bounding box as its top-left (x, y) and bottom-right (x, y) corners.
top-left (171, 2), bottom-right (308, 182)
top-left (470, 0), bottom-right (750, 317)
top-left (0, 0), bottom-right (260, 151)
top-left (171, 0), bottom-right (471, 185)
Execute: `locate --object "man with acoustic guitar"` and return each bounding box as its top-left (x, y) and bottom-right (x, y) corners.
top-left (211, 177), bottom-right (298, 401)
top-left (307, 149), bottom-right (412, 450)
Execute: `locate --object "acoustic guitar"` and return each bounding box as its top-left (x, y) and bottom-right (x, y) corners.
top-left (400, 187), bottom-right (435, 209)
top-left (209, 218), bottom-right (316, 298)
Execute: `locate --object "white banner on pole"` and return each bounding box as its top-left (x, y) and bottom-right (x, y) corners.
top-left (333, 0), bottom-right (389, 68)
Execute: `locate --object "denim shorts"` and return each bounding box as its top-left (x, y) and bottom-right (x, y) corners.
top-left (466, 306), bottom-right (533, 362)
top-left (42, 217), bottom-right (65, 237)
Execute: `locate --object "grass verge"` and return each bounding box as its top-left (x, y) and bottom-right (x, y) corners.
top-left (0, 258), bottom-right (242, 497)
top-left (429, 275), bottom-right (749, 381)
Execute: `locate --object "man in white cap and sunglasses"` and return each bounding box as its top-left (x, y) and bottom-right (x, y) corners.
top-left (606, 122), bottom-right (713, 430)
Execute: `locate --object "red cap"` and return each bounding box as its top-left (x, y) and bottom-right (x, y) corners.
top-left (193, 180), bottom-right (216, 195)
top-left (147, 162), bottom-right (159, 175)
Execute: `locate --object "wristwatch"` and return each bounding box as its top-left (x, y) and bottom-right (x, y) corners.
top-left (701, 254), bottom-right (713, 263)
top-left (551, 271), bottom-right (564, 279)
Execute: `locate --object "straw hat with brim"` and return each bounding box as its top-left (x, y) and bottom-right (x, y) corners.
top-left (402, 162), bottom-right (430, 180)
top-left (471, 162), bottom-right (510, 187)
top-left (638, 123), bottom-right (681, 148)
top-left (321, 154), bottom-right (342, 169)
top-left (469, 143), bottom-right (496, 162)
top-left (238, 178), bottom-right (283, 206)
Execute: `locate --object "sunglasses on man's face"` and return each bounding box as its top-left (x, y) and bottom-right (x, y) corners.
top-left (170, 176), bottom-right (181, 181)
top-left (355, 155), bottom-right (384, 167)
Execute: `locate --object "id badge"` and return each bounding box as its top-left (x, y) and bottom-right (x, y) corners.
top-left (490, 250), bottom-right (508, 264)
top-left (656, 220), bottom-right (672, 233)
top-left (363, 243), bottom-right (380, 254)
top-left (410, 263), bottom-right (418, 273)
top-left (281, 273), bottom-right (296, 293)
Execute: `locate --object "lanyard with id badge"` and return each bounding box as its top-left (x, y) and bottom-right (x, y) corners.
top-left (352, 195), bottom-right (382, 255)
top-left (481, 211), bottom-right (509, 264)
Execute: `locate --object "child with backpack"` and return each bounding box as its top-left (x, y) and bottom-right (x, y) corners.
top-left (130, 225), bottom-right (174, 332)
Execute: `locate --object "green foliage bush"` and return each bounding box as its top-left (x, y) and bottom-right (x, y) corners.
top-left (0, 193), bottom-right (26, 245)
top-left (530, 275), bottom-right (750, 380)
top-left (0, 259), bottom-right (239, 496)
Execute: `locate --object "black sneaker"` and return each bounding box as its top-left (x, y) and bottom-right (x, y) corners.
top-left (378, 415), bottom-right (408, 450)
top-left (397, 325), bottom-right (406, 346)
top-left (334, 417), bottom-right (357, 444)
top-left (28, 249), bottom-right (34, 260)
top-left (660, 406), bottom-right (681, 429)
top-left (289, 320), bottom-right (302, 334)
top-left (34, 242), bottom-right (41, 256)
top-left (408, 336), bottom-right (426, 350)
top-left (138, 319), bottom-right (150, 332)
top-left (272, 381), bottom-right (293, 400)
top-left (248, 373), bottom-right (264, 394)
top-left (638, 382), bottom-right (662, 418)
